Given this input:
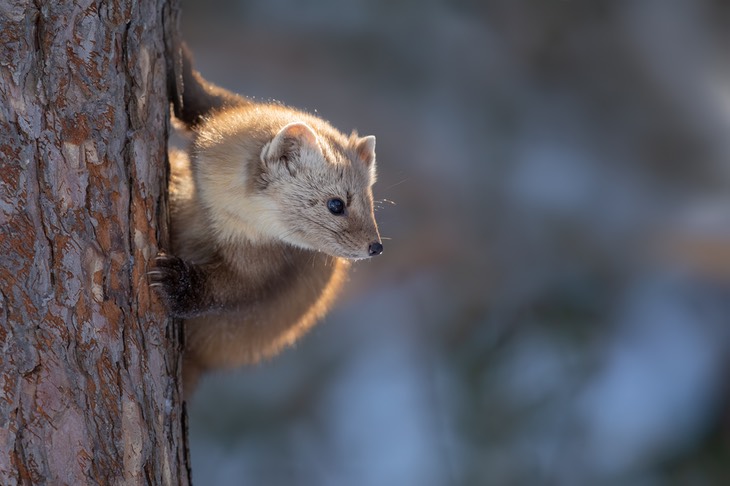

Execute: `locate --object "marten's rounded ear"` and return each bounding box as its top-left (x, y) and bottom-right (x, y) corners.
top-left (262, 122), bottom-right (320, 169)
top-left (355, 135), bottom-right (376, 166)
top-left (277, 122), bottom-right (319, 148)
top-left (355, 135), bottom-right (377, 183)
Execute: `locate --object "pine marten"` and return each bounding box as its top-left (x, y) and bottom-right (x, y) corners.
top-left (150, 46), bottom-right (383, 394)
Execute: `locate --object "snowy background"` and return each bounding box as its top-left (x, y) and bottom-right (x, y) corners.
top-left (180, 1), bottom-right (730, 484)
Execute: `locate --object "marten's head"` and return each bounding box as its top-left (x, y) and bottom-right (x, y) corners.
top-left (257, 122), bottom-right (382, 259)
top-left (195, 117), bottom-right (383, 260)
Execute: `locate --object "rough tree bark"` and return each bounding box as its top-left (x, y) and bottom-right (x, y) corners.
top-left (0, 1), bottom-right (190, 484)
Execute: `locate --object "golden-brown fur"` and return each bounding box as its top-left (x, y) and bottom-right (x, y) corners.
top-left (168, 149), bottom-right (353, 389)
top-left (152, 49), bottom-right (382, 394)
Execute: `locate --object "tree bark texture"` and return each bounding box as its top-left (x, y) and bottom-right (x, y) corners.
top-left (0, 1), bottom-right (189, 484)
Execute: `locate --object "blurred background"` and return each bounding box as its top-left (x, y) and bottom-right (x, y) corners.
top-left (179, 1), bottom-right (730, 484)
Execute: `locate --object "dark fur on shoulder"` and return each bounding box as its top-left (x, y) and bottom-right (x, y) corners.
top-left (169, 43), bottom-right (249, 128)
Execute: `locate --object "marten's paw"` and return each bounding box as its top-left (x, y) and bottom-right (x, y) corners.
top-left (148, 253), bottom-right (205, 318)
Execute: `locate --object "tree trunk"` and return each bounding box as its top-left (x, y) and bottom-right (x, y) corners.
top-left (0, 1), bottom-right (190, 484)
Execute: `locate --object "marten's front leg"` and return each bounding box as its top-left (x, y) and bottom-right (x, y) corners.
top-left (149, 253), bottom-right (211, 317)
top-left (149, 253), bottom-right (247, 318)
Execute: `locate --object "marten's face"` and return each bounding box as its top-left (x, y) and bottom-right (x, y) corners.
top-left (258, 122), bottom-right (383, 260)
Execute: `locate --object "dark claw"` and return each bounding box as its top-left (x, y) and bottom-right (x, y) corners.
top-left (149, 253), bottom-right (204, 317)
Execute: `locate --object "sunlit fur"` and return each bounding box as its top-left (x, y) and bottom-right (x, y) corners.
top-left (192, 105), bottom-right (379, 259)
top-left (168, 100), bottom-right (381, 392)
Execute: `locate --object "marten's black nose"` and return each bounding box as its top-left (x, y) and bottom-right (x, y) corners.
top-left (368, 241), bottom-right (383, 256)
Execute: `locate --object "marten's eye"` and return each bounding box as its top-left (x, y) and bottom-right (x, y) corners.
top-left (327, 198), bottom-right (345, 215)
